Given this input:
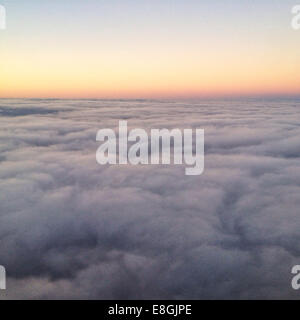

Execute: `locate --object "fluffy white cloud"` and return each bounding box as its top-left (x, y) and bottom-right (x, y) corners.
top-left (0, 98), bottom-right (300, 299)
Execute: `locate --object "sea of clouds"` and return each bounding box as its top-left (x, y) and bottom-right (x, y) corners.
top-left (0, 98), bottom-right (300, 299)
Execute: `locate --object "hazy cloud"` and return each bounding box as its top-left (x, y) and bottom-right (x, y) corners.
top-left (0, 98), bottom-right (300, 299)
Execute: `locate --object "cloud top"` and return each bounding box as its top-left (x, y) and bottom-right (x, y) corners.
top-left (0, 98), bottom-right (300, 299)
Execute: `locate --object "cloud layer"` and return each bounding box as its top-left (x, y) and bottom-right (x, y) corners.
top-left (0, 98), bottom-right (300, 299)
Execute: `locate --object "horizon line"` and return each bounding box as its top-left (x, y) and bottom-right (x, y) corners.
top-left (1, 94), bottom-right (300, 101)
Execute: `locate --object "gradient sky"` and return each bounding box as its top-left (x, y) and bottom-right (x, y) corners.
top-left (0, 0), bottom-right (299, 98)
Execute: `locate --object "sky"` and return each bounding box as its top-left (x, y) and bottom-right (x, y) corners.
top-left (0, 0), bottom-right (300, 98)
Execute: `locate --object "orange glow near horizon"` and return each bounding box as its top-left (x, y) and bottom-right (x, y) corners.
top-left (1, 1), bottom-right (300, 99)
top-left (1, 42), bottom-right (300, 99)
